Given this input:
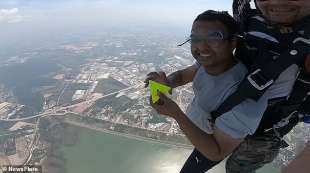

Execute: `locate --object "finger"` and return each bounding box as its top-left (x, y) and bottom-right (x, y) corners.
top-left (158, 92), bottom-right (169, 101)
top-left (158, 71), bottom-right (166, 78)
top-left (144, 72), bottom-right (160, 87)
top-left (157, 71), bottom-right (171, 86)
top-left (144, 78), bottom-right (151, 88)
top-left (149, 97), bottom-right (161, 111)
top-left (157, 99), bottom-right (164, 105)
top-left (144, 77), bottom-right (155, 88)
top-left (146, 72), bottom-right (159, 78)
top-left (158, 71), bottom-right (168, 82)
top-left (149, 95), bottom-right (164, 109)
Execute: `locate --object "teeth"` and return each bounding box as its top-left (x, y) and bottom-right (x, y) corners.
top-left (270, 8), bottom-right (294, 13)
top-left (200, 53), bottom-right (211, 57)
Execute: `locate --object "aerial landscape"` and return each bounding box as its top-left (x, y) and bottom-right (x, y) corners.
top-left (0, 1), bottom-right (309, 173)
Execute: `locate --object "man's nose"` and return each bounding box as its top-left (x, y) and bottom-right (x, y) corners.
top-left (196, 40), bottom-right (211, 50)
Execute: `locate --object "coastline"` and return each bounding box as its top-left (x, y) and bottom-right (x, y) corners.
top-left (63, 115), bottom-right (193, 150)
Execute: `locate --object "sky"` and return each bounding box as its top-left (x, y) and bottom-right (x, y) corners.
top-left (0, 0), bottom-right (233, 55)
top-left (0, 0), bottom-right (232, 27)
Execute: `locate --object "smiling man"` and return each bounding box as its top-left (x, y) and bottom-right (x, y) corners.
top-left (145, 10), bottom-right (271, 173)
top-left (255, 0), bottom-right (310, 25)
top-left (214, 0), bottom-right (310, 172)
top-left (146, 0), bottom-right (310, 172)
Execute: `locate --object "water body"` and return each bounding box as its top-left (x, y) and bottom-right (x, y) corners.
top-left (63, 126), bottom-right (280, 173)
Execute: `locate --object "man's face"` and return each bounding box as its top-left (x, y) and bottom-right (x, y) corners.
top-left (190, 20), bottom-right (235, 70)
top-left (256, 0), bottom-right (310, 25)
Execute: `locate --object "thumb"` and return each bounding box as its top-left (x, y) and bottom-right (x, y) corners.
top-left (158, 71), bottom-right (168, 81)
top-left (157, 91), bottom-right (169, 101)
top-left (158, 71), bottom-right (167, 78)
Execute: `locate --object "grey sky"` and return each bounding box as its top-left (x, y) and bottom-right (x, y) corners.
top-left (0, 0), bottom-right (232, 54)
top-left (0, 0), bottom-right (232, 26)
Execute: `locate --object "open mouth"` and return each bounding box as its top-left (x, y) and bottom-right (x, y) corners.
top-left (195, 53), bottom-right (212, 64)
top-left (198, 53), bottom-right (212, 58)
top-left (269, 8), bottom-right (296, 14)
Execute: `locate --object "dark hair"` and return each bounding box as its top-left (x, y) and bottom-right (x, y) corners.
top-left (194, 10), bottom-right (239, 39)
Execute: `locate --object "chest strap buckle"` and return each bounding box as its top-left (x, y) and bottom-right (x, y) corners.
top-left (247, 69), bottom-right (274, 91)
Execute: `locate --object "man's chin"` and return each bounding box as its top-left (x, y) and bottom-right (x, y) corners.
top-left (198, 62), bottom-right (211, 68)
top-left (202, 64), bottom-right (213, 70)
top-left (268, 16), bottom-right (298, 26)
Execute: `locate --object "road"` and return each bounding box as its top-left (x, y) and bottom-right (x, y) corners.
top-left (0, 84), bottom-right (144, 122)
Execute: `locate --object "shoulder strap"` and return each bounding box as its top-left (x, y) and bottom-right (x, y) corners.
top-left (211, 33), bottom-right (310, 119)
top-left (211, 3), bottom-right (310, 120)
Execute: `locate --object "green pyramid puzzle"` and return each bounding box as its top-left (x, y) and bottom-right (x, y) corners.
top-left (149, 80), bottom-right (172, 103)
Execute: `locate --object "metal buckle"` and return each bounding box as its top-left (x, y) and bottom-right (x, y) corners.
top-left (247, 69), bottom-right (274, 91)
top-left (293, 37), bottom-right (310, 45)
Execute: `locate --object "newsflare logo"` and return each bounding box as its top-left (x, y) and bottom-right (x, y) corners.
top-left (0, 165), bottom-right (42, 173)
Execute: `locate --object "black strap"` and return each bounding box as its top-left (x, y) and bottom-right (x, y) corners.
top-left (289, 71), bottom-right (310, 115)
top-left (211, 35), bottom-right (310, 119)
top-left (254, 71), bottom-right (310, 136)
top-left (287, 71), bottom-right (310, 104)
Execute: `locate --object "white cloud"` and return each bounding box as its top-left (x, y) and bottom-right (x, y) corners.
top-left (0, 8), bottom-right (24, 23)
top-left (0, 8), bottom-right (18, 15)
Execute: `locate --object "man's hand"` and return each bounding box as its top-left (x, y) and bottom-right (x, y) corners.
top-left (150, 92), bottom-right (182, 119)
top-left (144, 71), bottom-right (170, 88)
top-left (150, 93), bottom-right (242, 161)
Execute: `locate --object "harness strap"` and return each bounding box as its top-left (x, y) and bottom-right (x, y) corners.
top-left (211, 37), bottom-right (310, 119)
top-left (254, 71), bottom-right (310, 136)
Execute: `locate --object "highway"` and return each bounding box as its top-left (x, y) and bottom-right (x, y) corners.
top-left (0, 83), bottom-right (144, 122)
